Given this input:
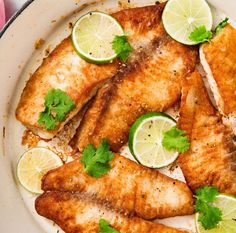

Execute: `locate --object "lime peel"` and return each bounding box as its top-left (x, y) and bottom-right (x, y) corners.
top-left (162, 0), bottom-right (213, 45)
top-left (195, 194), bottom-right (236, 233)
top-left (17, 147), bottom-right (63, 194)
top-left (128, 112), bottom-right (179, 168)
top-left (72, 11), bottom-right (124, 64)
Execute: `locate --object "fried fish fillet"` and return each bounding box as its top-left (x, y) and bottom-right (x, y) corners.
top-left (42, 154), bottom-right (194, 219)
top-left (75, 5), bottom-right (197, 152)
top-left (16, 4), bottom-right (168, 139)
top-left (200, 25), bottom-right (236, 133)
top-left (35, 191), bottom-right (188, 233)
top-left (15, 38), bottom-right (118, 139)
top-left (178, 71), bottom-right (236, 195)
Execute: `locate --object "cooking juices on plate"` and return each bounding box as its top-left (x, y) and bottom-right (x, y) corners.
top-left (15, 0), bottom-right (236, 232)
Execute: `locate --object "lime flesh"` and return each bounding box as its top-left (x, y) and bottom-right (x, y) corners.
top-left (129, 112), bottom-right (178, 168)
top-left (17, 147), bottom-right (63, 194)
top-left (162, 0), bottom-right (213, 45)
top-left (196, 194), bottom-right (236, 233)
top-left (72, 11), bottom-right (124, 64)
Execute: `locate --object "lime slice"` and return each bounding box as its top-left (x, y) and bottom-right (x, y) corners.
top-left (17, 147), bottom-right (63, 194)
top-left (162, 0), bottom-right (213, 45)
top-left (196, 194), bottom-right (236, 233)
top-left (128, 112), bottom-right (178, 168)
top-left (72, 11), bottom-right (124, 64)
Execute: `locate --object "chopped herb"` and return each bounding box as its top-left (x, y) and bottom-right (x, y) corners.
top-left (80, 139), bottom-right (114, 178)
top-left (38, 89), bottom-right (75, 130)
top-left (215, 17), bottom-right (229, 35)
top-left (195, 186), bottom-right (222, 230)
top-left (162, 126), bottom-right (190, 153)
top-left (98, 219), bottom-right (120, 233)
top-left (112, 35), bottom-right (133, 62)
top-left (189, 26), bottom-right (213, 44)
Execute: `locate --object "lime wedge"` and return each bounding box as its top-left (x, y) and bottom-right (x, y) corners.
top-left (128, 112), bottom-right (178, 168)
top-left (162, 0), bottom-right (213, 45)
top-left (196, 194), bottom-right (236, 233)
top-left (72, 11), bottom-right (124, 64)
top-left (17, 148), bottom-right (63, 194)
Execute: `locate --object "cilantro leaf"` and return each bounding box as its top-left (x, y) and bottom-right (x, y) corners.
top-left (215, 17), bottom-right (229, 35)
top-left (38, 89), bottom-right (75, 130)
top-left (162, 126), bottom-right (190, 153)
top-left (196, 186), bottom-right (219, 203)
top-left (98, 219), bottom-right (120, 233)
top-left (80, 139), bottom-right (114, 178)
top-left (89, 163), bottom-right (111, 178)
top-left (96, 140), bottom-right (114, 163)
top-left (198, 206), bottom-right (222, 230)
top-left (112, 35), bottom-right (133, 62)
top-left (38, 111), bottom-right (56, 130)
top-left (189, 26), bottom-right (213, 44)
top-left (195, 186), bottom-right (222, 230)
top-left (80, 144), bottom-right (96, 165)
top-left (44, 89), bottom-right (75, 121)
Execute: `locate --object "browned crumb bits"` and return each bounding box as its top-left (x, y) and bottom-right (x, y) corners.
top-left (34, 38), bottom-right (45, 50)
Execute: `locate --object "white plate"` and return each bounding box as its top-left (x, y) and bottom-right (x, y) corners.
top-left (0, 0), bottom-right (235, 232)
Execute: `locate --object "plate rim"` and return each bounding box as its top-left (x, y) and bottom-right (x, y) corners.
top-left (1, 1), bottom-right (236, 232)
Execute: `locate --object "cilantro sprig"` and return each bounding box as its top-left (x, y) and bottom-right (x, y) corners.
top-left (98, 219), bottom-right (120, 233)
top-left (38, 89), bottom-right (75, 130)
top-left (189, 26), bottom-right (213, 44)
top-left (215, 17), bottom-right (229, 35)
top-left (112, 34), bottom-right (133, 62)
top-left (80, 139), bottom-right (114, 178)
top-left (195, 186), bottom-right (222, 230)
top-left (162, 126), bottom-right (190, 153)
top-left (189, 17), bottom-right (229, 44)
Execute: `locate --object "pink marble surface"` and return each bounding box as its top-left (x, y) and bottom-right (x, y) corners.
top-left (0, 0), bottom-right (5, 30)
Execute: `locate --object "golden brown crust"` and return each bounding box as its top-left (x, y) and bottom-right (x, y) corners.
top-left (202, 25), bottom-right (236, 115)
top-left (15, 4), bottom-right (168, 139)
top-left (42, 154), bottom-right (194, 219)
top-left (75, 29), bottom-right (197, 152)
top-left (178, 71), bottom-right (236, 195)
top-left (35, 191), bottom-right (189, 233)
top-left (15, 37), bottom-right (118, 139)
top-left (75, 82), bottom-right (115, 151)
top-left (113, 3), bottom-right (165, 37)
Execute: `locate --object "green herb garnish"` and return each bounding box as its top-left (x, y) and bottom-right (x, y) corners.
top-left (195, 186), bottom-right (222, 230)
top-left (215, 17), bottom-right (229, 35)
top-left (112, 35), bottom-right (133, 62)
top-left (98, 219), bottom-right (120, 233)
top-left (38, 89), bottom-right (75, 130)
top-left (162, 126), bottom-right (190, 153)
top-left (189, 26), bottom-right (213, 44)
top-left (80, 139), bottom-right (114, 178)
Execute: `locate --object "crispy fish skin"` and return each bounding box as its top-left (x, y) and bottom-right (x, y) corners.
top-left (35, 191), bottom-right (189, 233)
top-left (178, 71), bottom-right (236, 195)
top-left (15, 37), bottom-right (118, 139)
top-left (200, 25), bottom-right (236, 131)
top-left (42, 154), bottom-right (194, 219)
top-left (75, 6), bottom-right (197, 152)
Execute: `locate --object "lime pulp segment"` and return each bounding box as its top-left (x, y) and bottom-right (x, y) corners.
top-left (196, 194), bottom-right (236, 233)
top-left (17, 147), bottom-right (63, 194)
top-left (162, 0), bottom-right (213, 45)
top-left (72, 11), bottom-right (124, 64)
top-left (129, 112), bottom-right (178, 168)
